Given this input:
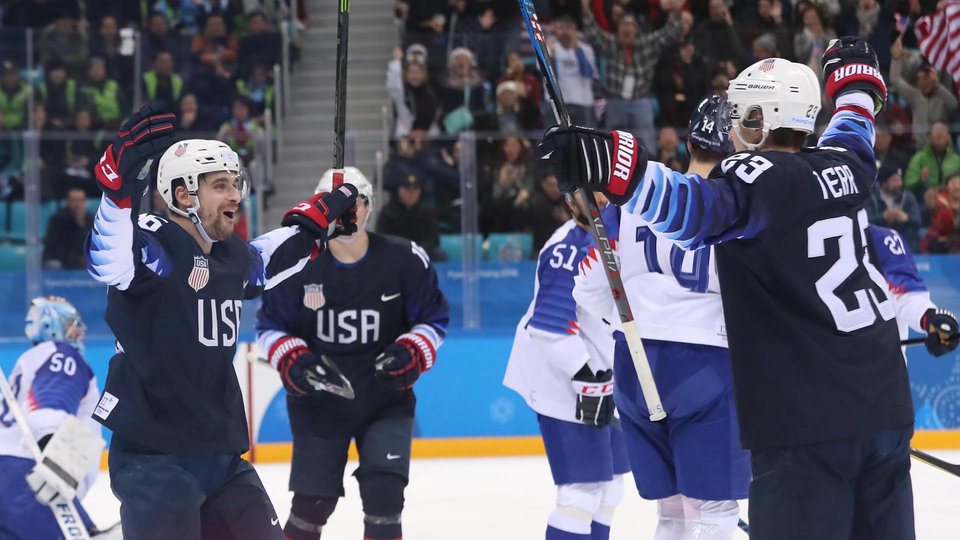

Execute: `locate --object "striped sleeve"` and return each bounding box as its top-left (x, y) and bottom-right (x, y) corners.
top-left (398, 242), bottom-right (449, 371)
top-left (817, 92), bottom-right (877, 180)
top-left (84, 195), bottom-right (171, 291)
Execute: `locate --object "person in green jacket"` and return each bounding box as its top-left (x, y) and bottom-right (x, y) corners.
top-left (0, 61), bottom-right (30, 130)
top-left (217, 96), bottom-right (262, 162)
top-left (904, 122), bottom-right (960, 205)
top-left (80, 56), bottom-right (125, 128)
top-left (38, 58), bottom-right (77, 129)
top-left (142, 50), bottom-right (184, 106)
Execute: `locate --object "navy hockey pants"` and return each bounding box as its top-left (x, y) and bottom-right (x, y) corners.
top-left (108, 436), bottom-right (284, 540)
top-left (748, 424), bottom-right (915, 540)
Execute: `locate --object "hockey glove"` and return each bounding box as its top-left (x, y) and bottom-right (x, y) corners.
top-left (572, 366), bottom-right (615, 428)
top-left (95, 101), bottom-right (175, 206)
top-left (534, 126), bottom-right (648, 206)
top-left (375, 340), bottom-right (424, 391)
top-left (922, 308), bottom-right (960, 357)
top-left (282, 184), bottom-right (359, 241)
top-left (25, 416), bottom-right (105, 505)
top-left (822, 36), bottom-right (887, 114)
top-left (270, 337), bottom-right (355, 398)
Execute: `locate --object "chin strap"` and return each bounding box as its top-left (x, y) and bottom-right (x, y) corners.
top-left (170, 195), bottom-right (219, 244)
top-left (733, 124), bottom-right (769, 151)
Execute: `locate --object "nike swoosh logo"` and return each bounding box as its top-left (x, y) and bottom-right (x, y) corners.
top-left (381, 293), bottom-right (401, 302)
top-left (386, 453), bottom-right (402, 460)
top-left (271, 518), bottom-right (280, 526)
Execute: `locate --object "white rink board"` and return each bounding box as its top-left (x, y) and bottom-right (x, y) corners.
top-left (84, 453), bottom-right (960, 538)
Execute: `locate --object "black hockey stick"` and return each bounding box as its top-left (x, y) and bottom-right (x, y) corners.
top-left (516, 0), bottom-right (665, 421)
top-left (910, 447), bottom-right (960, 478)
top-left (738, 519), bottom-right (749, 534)
top-left (332, 0), bottom-right (350, 190)
top-left (901, 333), bottom-right (960, 346)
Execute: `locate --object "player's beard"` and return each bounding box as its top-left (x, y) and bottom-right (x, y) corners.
top-left (202, 204), bottom-right (238, 241)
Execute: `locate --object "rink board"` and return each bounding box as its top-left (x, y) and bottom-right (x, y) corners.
top-left (1, 257), bottom-right (960, 467)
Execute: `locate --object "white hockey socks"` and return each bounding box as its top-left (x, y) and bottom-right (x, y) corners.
top-left (654, 494), bottom-right (686, 540)
top-left (681, 497), bottom-right (741, 540)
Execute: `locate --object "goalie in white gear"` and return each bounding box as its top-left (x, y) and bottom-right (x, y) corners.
top-left (503, 193), bottom-right (629, 540)
top-left (0, 297), bottom-right (119, 539)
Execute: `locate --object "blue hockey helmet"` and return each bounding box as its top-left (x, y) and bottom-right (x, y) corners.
top-left (25, 296), bottom-right (86, 345)
top-left (688, 95), bottom-right (734, 156)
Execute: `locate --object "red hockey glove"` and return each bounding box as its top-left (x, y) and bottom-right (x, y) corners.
top-left (572, 365), bottom-right (615, 428)
top-left (921, 308), bottom-right (960, 357)
top-left (822, 37), bottom-right (887, 114)
top-left (534, 125), bottom-right (648, 206)
top-left (270, 337), bottom-right (318, 396)
top-left (374, 336), bottom-right (429, 391)
top-left (282, 184), bottom-right (359, 240)
top-left (95, 101), bottom-right (175, 206)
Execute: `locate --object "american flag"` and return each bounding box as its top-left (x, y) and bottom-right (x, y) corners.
top-left (915, 1), bottom-right (960, 95)
top-left (759, 59), bottom-right (777, 72)
top-left (188, 256), bottom-right (209, 292)
top-left (303, 283), bottom-right (325, 310)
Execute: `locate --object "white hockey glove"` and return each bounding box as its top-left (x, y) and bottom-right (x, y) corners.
top-left (572, 365), bottom-right (615, 428)
top-left (25, 416), bottom-right (104, 505)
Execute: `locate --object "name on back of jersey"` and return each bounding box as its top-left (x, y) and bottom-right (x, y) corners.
top-left (813, 164), bottom-right (858, 200)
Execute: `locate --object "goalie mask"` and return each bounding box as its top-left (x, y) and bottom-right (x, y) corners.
top-left (156, 139), bottom-right (249, 243)
top-left (727, 58), bottom-right (820, 150)
top-left (315, 166), bottom-right (374, 242)
top-left (25, 296), bottom-right (86, 349)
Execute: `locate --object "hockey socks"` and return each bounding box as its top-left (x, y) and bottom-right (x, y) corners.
top-left (546, 525), bottom-right (590, 540)
top-left (590, 521), bottom-right (610, 540)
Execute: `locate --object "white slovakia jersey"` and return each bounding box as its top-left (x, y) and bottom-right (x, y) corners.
top-left (0, 341), bottom-right (101, 497)
top-left (574, 209), bottom-right (728, 348)
top-left (504, 217), bottom-right (618, 423)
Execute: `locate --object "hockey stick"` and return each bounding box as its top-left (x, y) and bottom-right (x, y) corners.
top-left (0, 366), bottom-right (91, 540)
top-left (516, 0), bottom-right (666, 421)
top-left (738, 519), bottom-right (749, 534)
top-left (910, 447), bottom-right (960, 478)
top-left (901, 333), bottom-right (960, 346)
top-left (255, 353), bottom-right (355, 399)
top-left (332, 0), bottom-right (350, 191)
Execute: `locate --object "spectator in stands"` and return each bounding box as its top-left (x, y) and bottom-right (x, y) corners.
top-left (0, 61), bottom-right (30, 130)
top-left (38, 58), bottom-right (76, 129)
top-left (654, 36), bottom-right (708, 129)
top-left (39, 13), bottom-right (88, 79)
top-left (192, 13), bottom-right (239, 79)
top-left (413, 13), bottom-right (451, 79)
top-left (529, 171), bottom-right (570, 252)
top-left (492, 80), bottom-right (540, 134)
top-left (238, 11), bottom-right (282, 77)
top-left (838, 0), bottom-right (893, 72)
top-left (793, 2), bottom-right (836, 75)
top-left (751, 33), bottom-right (778, 62)
top-left (80, 56), bottom-right (124, 128)
top-left (378, 175), bottom-right (442, 258)
top-left (42, 187), bottom-right (93, 270)
top-left (384, 135), bottom-right (427, 192)
top-left (176, 92), bottom-right (217, 136)
top-left (921, 174), bottom-right (960, 254)
top-left (455, 7), bottom-right (504, 82)
top-left (2, 0), bottom-right (80, 28)
top-left (83, 0), bottom-right (141, 28)
top-left (141, 12), bottom-right (187, 73)
top-left (387, 45), bottom-right (440, 137)
top-left (498, 53), bottom-right (542, 108)
top-left (890, 38), bottom-right (958, 148)
top-left (579, 0), bottom-right (683, 151)
top-left (694, 0), bottom-right (748, 71)
top-left (874, 119), bottom-right (910, 172)
top-left (63, 107), bottom-right (101, 195)
top-left (88, 14), bottom-right (135, 91)
top-left (743, 0), bottom-right (794, 61)
top-left (421, 140), bottom-right (461, 232)
top-left (178, 0), bottom-right (239, 35)
top-left (905, 122), bottom-right (960, 203)
top-left (488, 136), bottom-right (532, 233)
top-left (657, 126), bottom-right (689, 173)
top-left (866, 164), bottom-right (922, 251)
top-left (142, 50), bottom-right (184, 107)
top-left (236, 62), bottom-right (274, 121)
top-left (546, 14), bottom-right (598, 127)
top-left (437, 47), bottom-right (486, 134)
top-left (217, 96), bottom-right (262, 164)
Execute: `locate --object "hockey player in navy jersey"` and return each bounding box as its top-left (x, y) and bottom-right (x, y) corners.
top-left (0, 297), bottom-right (120, 540)
top-left (83, 102), bottom-right (359, 540)
top-left (573, 96), bottom-right (749, 540)
top-left (536, 37), bottom-right (919, 538)
top-left (868, 225), bottom-right (959, 356)
top-left (503, 193), bottom-right (629, 540)
top-left (256, 166), bottom-right (449, 540)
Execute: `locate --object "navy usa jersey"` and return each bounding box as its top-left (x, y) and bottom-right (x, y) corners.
top-left (85, 195), bottom-right (318, 454)
top-left (256, 234), bottom-right (449, 415)
top-left (625, 93), bottom-right (912, 450)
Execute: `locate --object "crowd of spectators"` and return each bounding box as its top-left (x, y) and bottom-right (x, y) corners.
top-left (383, 0), bottom-right (960, 256)
top-left (0, 0), bottom-right (291, 266)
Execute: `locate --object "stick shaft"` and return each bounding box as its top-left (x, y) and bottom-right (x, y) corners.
top-left (516, 0), bottom-right (665, 421)
top-left (333, 0), bottom-right (350, 184)
top-left (910, 447), bottom-right (960, 477)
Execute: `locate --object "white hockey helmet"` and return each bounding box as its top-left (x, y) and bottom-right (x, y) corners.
top-left (157, 139), bottom-right (248, 214)
top-left (727, 58), bottom-right (821, 150)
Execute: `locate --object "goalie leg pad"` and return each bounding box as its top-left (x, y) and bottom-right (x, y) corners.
top-left (681, 496), bottom-right (741, 539)
top-left (654, 494), bottom-right (685, 540)
top-left (285, 493), bottom-right (337, 540)
top-left (358, 472), bottom-right (406, 539)
top-left (547, 482), bottom-right (603, 535)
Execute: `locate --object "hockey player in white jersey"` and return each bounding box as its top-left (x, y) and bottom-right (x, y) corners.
top-left (573, 97), bottom-right (749, 539)
top-left (504, 193), bottom-right (629, 540)
top-left (0, 297), bottom-right (119, 539)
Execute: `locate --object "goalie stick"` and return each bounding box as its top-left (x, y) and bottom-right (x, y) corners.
top-left (910, 447), bottom-right (960, 478)
top-left (332, 0), bottom-right (350, 191)
top-left (901, 333), bottom-right (960, 346)
top-left (0, 365), bottom-right (91, 540)
top-left (516, 0), bottom-right (665, 421)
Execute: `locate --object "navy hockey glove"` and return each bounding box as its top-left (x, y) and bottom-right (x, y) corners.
top-left (822, 36), bottom-right (887, 114)
top-left (572, 366), bottom-right (615, 428)
top-left (270, 337), bottom-right (356, 398)
top-left (375, 340), bottom-right (423, 391)
top-left (534, 126), bottom-right (648, 206)
top-left (95, 101), bottom-right (175, 206)
top-left (282, 184), bottom-right (359, 241)
top-left (922, 308), bottom-right (960, 357)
